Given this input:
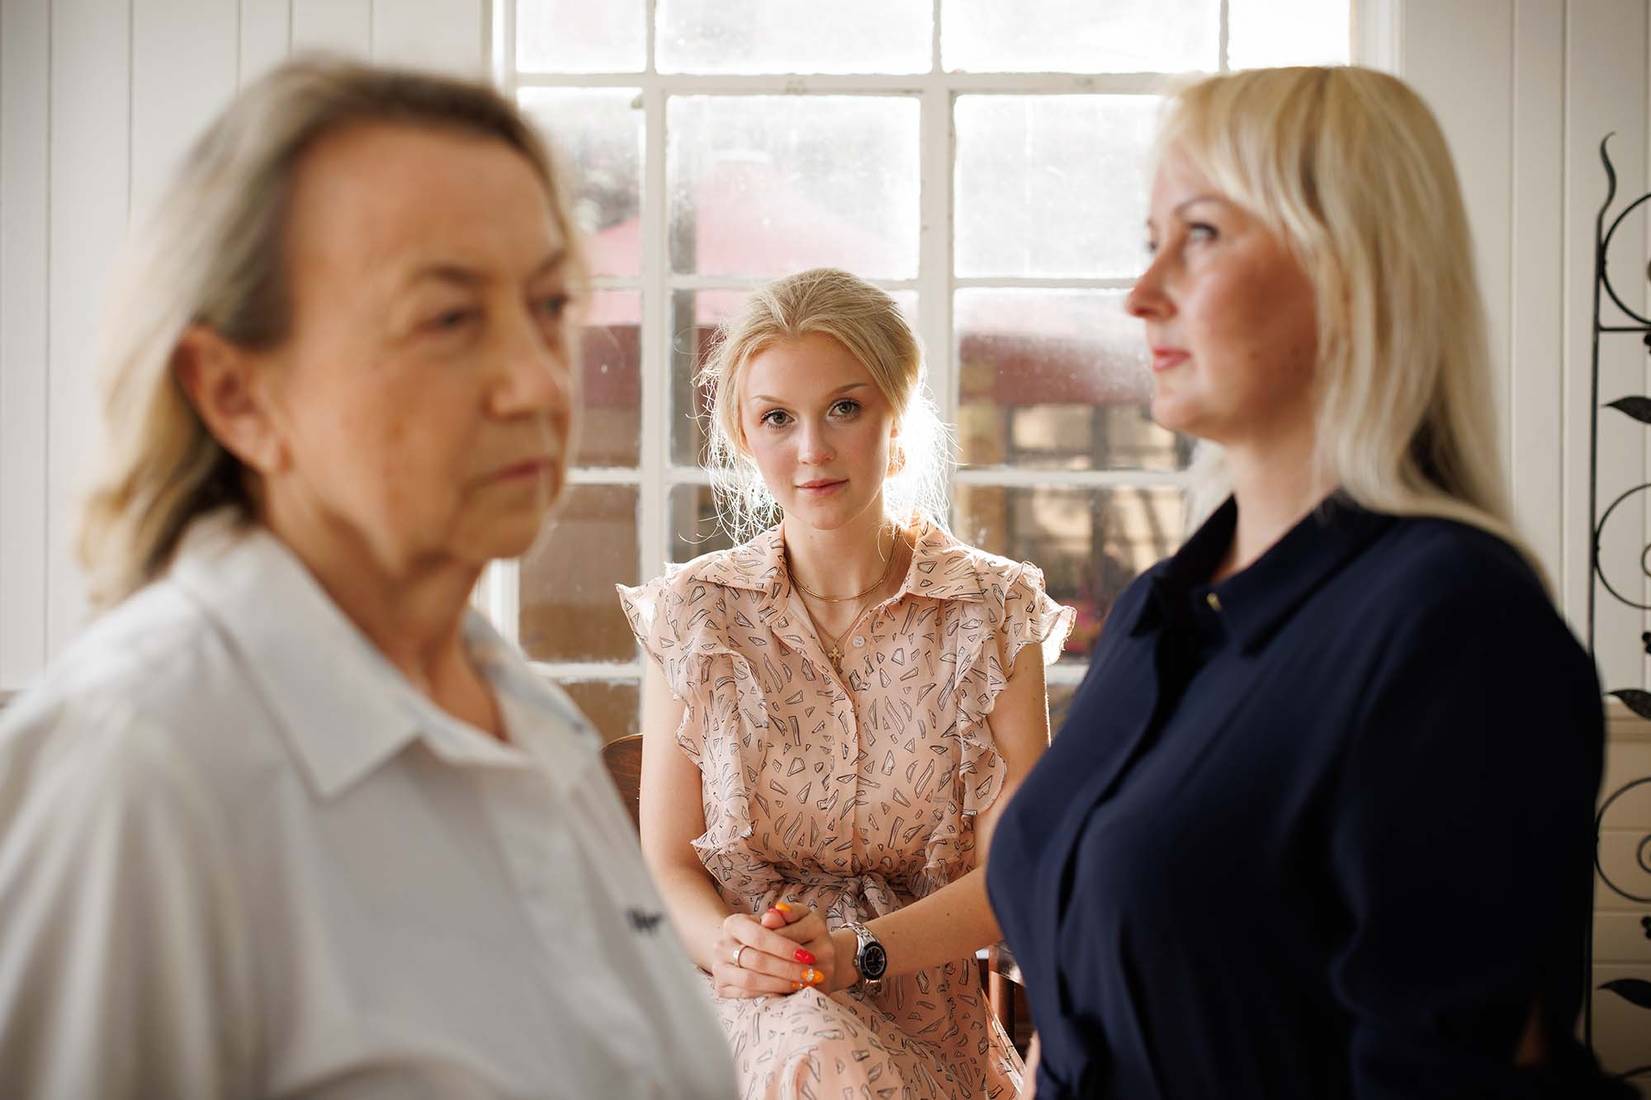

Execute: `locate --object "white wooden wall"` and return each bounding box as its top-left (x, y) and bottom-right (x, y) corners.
top-left (0, 0), bottom-right (489, 689)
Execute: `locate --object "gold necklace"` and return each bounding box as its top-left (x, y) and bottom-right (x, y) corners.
top-left (798, 591), bottom-right (878, 671)
top-left (786, 526), bottom-right (896, 602)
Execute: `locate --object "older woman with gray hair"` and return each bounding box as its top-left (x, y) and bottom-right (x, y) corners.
top-left (0, 57), bottom-right (735, 1099)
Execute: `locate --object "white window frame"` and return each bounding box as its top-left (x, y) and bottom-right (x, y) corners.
top-left (483, 0), bottom-right (1383, 702)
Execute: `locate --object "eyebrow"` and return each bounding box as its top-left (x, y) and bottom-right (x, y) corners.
top-left (1145, 194), bottom-right (1230, 231)
top-left (404, 249), bottom-right (569, 289)
top-left (748, 382), bottom-right (870, 405)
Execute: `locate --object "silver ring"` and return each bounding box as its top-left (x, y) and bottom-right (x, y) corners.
top-left (732, 944), bottom-right (748, 969)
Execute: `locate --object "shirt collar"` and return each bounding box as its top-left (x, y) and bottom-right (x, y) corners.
top-left (1129, 492), bottom-right (1396, 653)
top-left (697, 521), bottom-right (989, 604)
top-left (168, 512), bottom-right (557, 799)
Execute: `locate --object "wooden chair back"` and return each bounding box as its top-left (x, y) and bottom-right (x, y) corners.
top-left (601, 733), bottom-right (644, 831)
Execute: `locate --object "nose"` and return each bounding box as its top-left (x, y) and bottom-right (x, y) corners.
top-left (1125, 250), bottom-right (1175, 322)
top-left (796, 420), bottom-right (834, 466)
top-left (490, 306), bottom-right (574, 423)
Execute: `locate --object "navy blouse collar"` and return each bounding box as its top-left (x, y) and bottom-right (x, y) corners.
top-left (1130, 492), bottom-right (1397, 654)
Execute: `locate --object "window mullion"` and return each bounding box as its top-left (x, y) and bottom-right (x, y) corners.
top-left (639, 77), bottom-right (669, 585)
top-left (919, 83), bottom-right (955, 520)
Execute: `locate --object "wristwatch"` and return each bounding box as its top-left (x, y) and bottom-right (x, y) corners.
top-left (842, 921), bottom-right (887, 995)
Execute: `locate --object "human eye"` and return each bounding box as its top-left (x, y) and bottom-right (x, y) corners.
top-left (1186, 221), bottom-right (1218, 243)
top-left (533, 293), bottom-right (571, 322)
top-left (829, 398), bottom-right (861, 418)
top-left (421, 303), bottom-right (479, 332)
top-left (761, 409), bottom-right (792, 428)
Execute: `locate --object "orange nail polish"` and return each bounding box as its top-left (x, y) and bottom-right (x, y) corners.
top-left (803, 968), bottom-right (823, 985)
top-left (774, 901), bottom-right (794, 914)
top-left (791, 981), bottom-right (803, 991)
top-left (794, 948), bottom-right (816, 964)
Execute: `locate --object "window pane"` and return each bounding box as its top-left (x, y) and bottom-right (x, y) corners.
top-left (669, 289), bottom-right (745, 467)
top-left (1049, 680), bottom-right (1078, 735)
top-left (670, 483), bottom-right (738, 561)
top-left (954, 484), bottom-right (1184, 661)
top-left (670, 288), bottom-right (921, 468)
top-left (942, 0), bottom-right (1217, 73)
top-left (518, 89), bottom-right (642, 278)
top-left (955, 289), bottom-right (1189, 472)
top-left (575, 291), bottom-right (641, 467)
top-left (668, 96), bottom-right (920, 278)
top-left (519, 485), bottom-right (639, 662)
top-left (557, 679), bottom-right (640, 744)
top-left (955, 95), bottom-right (1157, 278)
top-left (1228, 0), bottom-right (1350, 69)
top-left (658, 0), bottom-right (929, 74)
top-left (516, 0), bottom-right (643, 73)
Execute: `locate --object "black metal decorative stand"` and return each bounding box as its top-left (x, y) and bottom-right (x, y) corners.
top-left (1587, 133), bottom-right (1651, 1080)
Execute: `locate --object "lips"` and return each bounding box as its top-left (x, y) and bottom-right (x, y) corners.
top-left (1150, 347), bottom-right (1190, 372)
top-left (491, 456), bottom-right (553, 481)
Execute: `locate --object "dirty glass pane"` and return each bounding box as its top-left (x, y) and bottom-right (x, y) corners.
top-left (518, 88), bottom-right (642, 278)
top-left (942, 0), bottom-right (1217, 73)
top-left (517, 0), bottom-right (643, 73)
top-left (955, 94), bottom-right (1157, 278)
top-left (954, 484), bottom-right (1185, 661)
top-left (658, 0), bottom-right (929, 74)
top-left (954, 288), bottom-right (1190, 472)
top-left (667, 96), bottom-right (919, 278)
top-left (519, 485), bottom-right (639, 662)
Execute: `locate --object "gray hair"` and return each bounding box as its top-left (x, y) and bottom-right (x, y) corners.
top-left (78, 55), bottom-right (581, 608)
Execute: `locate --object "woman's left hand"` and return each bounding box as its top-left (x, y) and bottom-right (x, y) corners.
top-left (760, 902), bottom-right (854, 993)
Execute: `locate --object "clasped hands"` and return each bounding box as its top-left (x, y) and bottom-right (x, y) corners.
top-left (711, 901), bottom-right (857, 999)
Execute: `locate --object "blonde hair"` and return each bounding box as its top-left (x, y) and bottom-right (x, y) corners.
top-left (78, 55), bottom-right (581, 609)
top-left (1159, 67), bottom-right (1530, 568)
top-left (699, 267), bottom-right (951, 542)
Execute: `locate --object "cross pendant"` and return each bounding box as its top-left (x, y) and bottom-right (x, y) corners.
top-left (827, 645), bottom-right (842, 666)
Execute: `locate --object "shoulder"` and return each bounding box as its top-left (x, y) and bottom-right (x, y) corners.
top-left (0, 685), bottom-right (225, 856)
top-left (635, 529), bottom-right (782, 603)
top-left (910, 526), bottom-right (1049, 604)
top-left (1354, 517), bottom-right (1558, 639)
top-left (1, 578), bottom-right (284, 798)
top-left (1344, 515), bottom-right (1598, 711)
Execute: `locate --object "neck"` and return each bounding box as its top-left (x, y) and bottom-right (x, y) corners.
top-left (263, 495), bottom-right (487, 719)
top-left (1217, 429), bottom-right (1336, 581)
top-left (782, 503), bottom-right (897, 599)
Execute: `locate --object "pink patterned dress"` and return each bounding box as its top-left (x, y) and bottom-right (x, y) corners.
top-left (618, 522), bottom-right (1074, 1100)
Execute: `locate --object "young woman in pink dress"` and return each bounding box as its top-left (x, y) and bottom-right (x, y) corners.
top-left (619, 267), bottom-right (1073, 1099)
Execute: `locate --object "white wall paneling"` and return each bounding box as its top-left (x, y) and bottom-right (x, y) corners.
top-left (372, 0), bottom-right (489, 76)
top-left (1402, 2), bottom-right (1516, 477)
top-left (240, 0), bottom-right (293, 87)
top-left (132, 0), bottom-right (239, 223)
top-left (0, 0), bottom-right (52, 686)
top-left (291, 0), bottom-right (371, 55)
top-left (46, 0), bottom-right (132, 654)
top-left (1510, 0), bottom-right (1567, 585)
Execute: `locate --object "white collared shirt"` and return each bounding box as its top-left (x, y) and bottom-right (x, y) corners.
top-left (0, 514), bottom-right (737, 1099)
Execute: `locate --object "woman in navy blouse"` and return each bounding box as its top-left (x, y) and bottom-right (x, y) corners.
top-left (987, 66), bottom-right (1620, 1099)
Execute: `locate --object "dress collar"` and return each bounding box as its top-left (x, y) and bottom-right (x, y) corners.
top-left (168, 511), bottom-right (591, 799)
top-left (1129, 492), bottom-right (1396, 653)
top-left (698, 521), bottom-right (991, 604)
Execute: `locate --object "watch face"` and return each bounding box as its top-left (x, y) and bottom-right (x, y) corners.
top-left (859, 941), bottom-right (888, 981)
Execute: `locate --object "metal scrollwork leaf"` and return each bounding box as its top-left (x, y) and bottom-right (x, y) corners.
top-left (1606, 397), bottom-right (1651, 424)
top-left (1611, 689), bottom-right (1651, 720)
top-left (1600, 978), bottom-right (1651, 1011)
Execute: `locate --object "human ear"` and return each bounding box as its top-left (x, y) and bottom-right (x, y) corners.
top-left (172, 325), bottom-right (289, 476)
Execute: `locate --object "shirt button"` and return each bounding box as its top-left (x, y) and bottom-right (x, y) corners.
top-left (1205, 592), bottom-right (1222, 612)
top-left (852, 636), bottom-right (866, 648)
